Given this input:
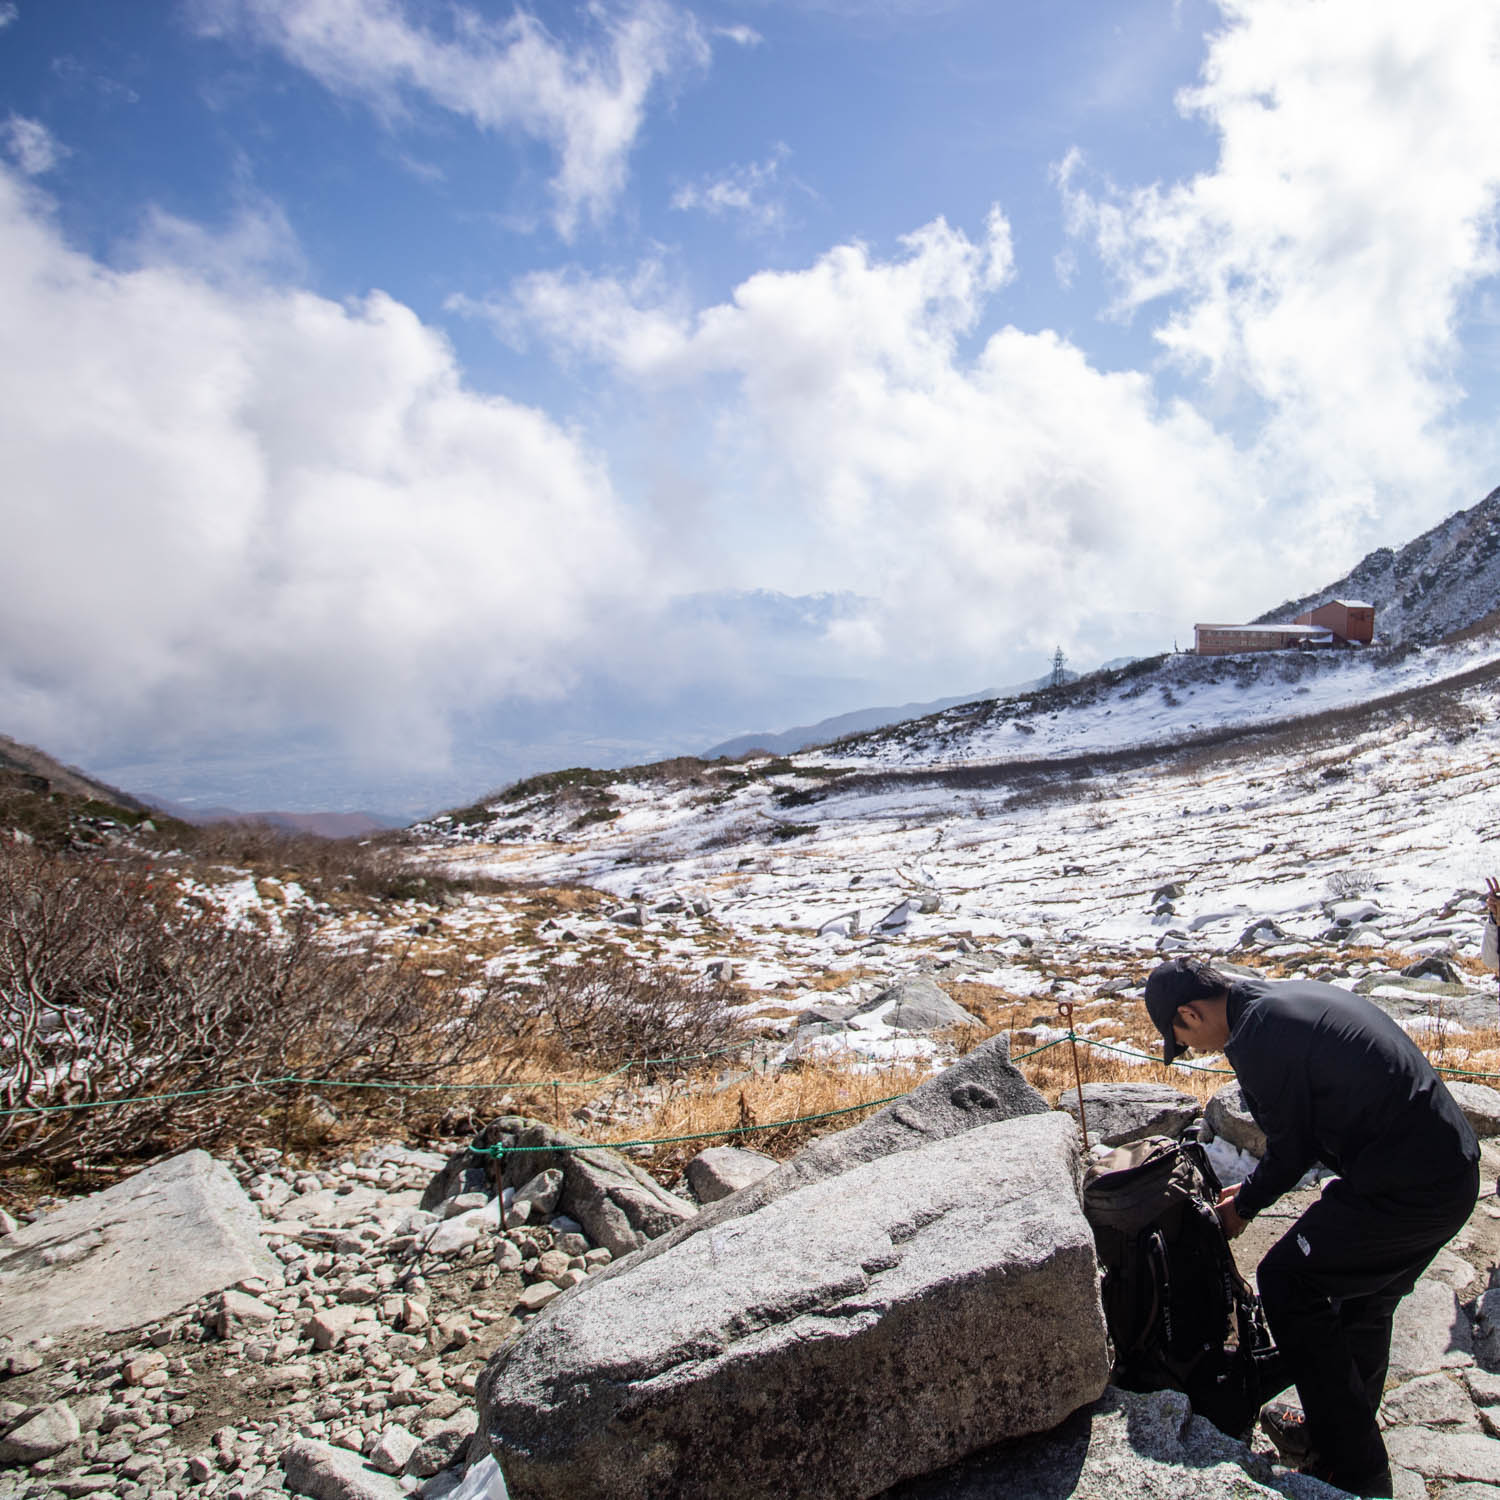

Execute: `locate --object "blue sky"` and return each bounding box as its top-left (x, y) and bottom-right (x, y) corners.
top-left (3, 0), bottom-right (1499, 814)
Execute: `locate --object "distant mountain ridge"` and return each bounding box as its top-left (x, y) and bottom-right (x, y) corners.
top-left (1255, 485), bottom-right (1500, 642)
top-left (702, 689), bottom-right (1015, 760)
top-left (143, 797), bottom-right (405, 838)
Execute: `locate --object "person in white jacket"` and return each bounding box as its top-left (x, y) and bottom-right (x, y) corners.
top-left (1485, 877), bottom-right (1499, 972)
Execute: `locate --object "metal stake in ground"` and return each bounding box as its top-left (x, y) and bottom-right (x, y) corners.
top-left (1057, 1000), bottom-right (1089, 1151)
top-left (1488, 876), bottom-right (1500, 1030)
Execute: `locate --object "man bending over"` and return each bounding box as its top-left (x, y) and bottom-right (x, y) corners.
top-left (1145, 958), bottom-right (1479, 1498)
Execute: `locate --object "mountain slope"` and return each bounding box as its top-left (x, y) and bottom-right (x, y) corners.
top-left (700, 674), bottom-right (1073, 760)
top-left (0, 733), bottom-right (153, 812)
top-left (1255, 485), bottom-right (1500, 642)
top-left (805, 630), bottom-right (1500, 772)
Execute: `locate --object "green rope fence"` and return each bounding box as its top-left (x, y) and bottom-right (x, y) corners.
top-left (0, 1039), bottom-right (763, 1119)
top-left (469, 1036), bottom-right (1078, 1156)
top-left (7, 1028), bottom-right (1500, 1160)
top-left (469, 1093), bottom-right (915, 1157)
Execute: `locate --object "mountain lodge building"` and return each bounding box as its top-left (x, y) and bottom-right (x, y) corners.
top-left (1292, 599), bottom-right (1376, 643)
top-left (1194, 600), bottom-right (1376, 657)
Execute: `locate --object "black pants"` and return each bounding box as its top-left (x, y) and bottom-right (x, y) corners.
top-left (1255, 1165), bottom-right (1479, 1480)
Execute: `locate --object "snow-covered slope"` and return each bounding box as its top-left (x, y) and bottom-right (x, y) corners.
top-left (698, 667), bottom-right (1107, 760)
top-left (1255, 485), bottom-right (1500, 643)
top-left (409, 650), bottom-right (1500, 1062)
top-left (808, 632), bottom-right (1500, 772)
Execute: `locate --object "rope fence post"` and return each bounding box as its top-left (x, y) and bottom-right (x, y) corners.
top-left (279, 1077), bottom-right (297, 1161)
top-left (1056, 1000), bottom-right (1089, 1151)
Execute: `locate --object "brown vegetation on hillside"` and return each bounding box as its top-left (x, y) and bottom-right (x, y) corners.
top-left (0, 839), bottom-right (520, 1172)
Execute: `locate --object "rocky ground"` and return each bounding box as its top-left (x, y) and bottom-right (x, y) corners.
top-left (0, 1140), bottom-right (633, 1500)
top-left (0, 1103), bottom-right (789, 1500)
top-left (7, 1066), bottom-right (1500, 1499)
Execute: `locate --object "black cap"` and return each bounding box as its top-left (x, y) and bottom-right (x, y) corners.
top-left (1144, 958), bottom-right (1204, 1064)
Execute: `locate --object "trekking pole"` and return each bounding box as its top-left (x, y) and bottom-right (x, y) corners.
top-left (1057, 1001), bottom-right (1089, 1150)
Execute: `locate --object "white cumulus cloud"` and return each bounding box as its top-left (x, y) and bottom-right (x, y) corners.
top-left (484, 206), bottom-right (1261, 675)
top-left (0, 166), bottom-right (643, 769)
top-left (671, 144), bottom-right (791, 232)
top-left (2, 115), bottom-right (69, 176)
top-left (479, 0), bottom-right (1500, 682)
top-left (1060, 0), bottom-right (1500, 542)
top-left (189, 0), bottom-right (710, 238)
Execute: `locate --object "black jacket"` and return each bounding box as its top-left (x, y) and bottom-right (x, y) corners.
top-left (1227, 977), bottom-right (1478, 1222)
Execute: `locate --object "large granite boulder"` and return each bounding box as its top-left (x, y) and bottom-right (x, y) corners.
top-left (0, 1149), bottom-right (282, 1342)
top-left (423, 1120), bottom-right (698, 1260)
top-left (1353, 974), bottom-right (1498, 1031)
top-left (880, 1385), bottom-right (1338, 1499)
top-left (478, 1113), bottom-right (1107, 1500)
top-left (1445, 1081), bottom-right (1500, 1138)
top-left (1056, 1083), bottom-right (1201, 1148)
top-left (582, 1033), bottom-right (1047, 1289)
top-left (1204, 1083), bottom-right (1266, 1159)
top-left (854, 975), bottom-right (980, 1032)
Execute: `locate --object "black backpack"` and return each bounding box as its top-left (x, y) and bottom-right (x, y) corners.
top-left (1082, 1135), bottom-right (1274, 1438)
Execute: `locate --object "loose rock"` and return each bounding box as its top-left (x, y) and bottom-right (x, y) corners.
top-left (403, 1415), bottom-right (475, 1479)
top-left (368, 1424), bottom-right (420, 1475)
top-left (1447, 1082), bottom-right (1500, 1139)
top-left (854, 975), bottom-right (979, 1033)
top-left (0, 1401), bottom-right (80, 1465)
top-left (282, 1436), bottom-right (407, 1500)
top-left (1057, 1083), bottom-right (1201, 1148)
top-left (451, 1121), bottom-right (697, 1260)
top-left (1205, 1083), bottom-right (1266, 1157)
top-left (684, 1146), bottom-right (778, 1204)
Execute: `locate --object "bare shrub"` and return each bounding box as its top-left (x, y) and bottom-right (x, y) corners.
top-left (0, 840), bottom-right (514, 1170)
top-left (164, 820), bottom-right (512, 906)
top-left (496, 952), bottom-right (748, 1078)
top-left (698, 817), bottom-right (761, 851)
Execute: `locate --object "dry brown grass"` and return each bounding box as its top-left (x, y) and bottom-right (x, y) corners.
top-left (599, 1055), bottom-right (931, 1180)
top-left (798, 966), bottom-right (887, 993)
top-left (253, 964), bottom-right (1500, 1196)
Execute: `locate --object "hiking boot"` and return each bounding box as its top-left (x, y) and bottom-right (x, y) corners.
top-left (1260, 1401), bottom-right (1313, 1465)
top-left (1301, 1457), bottom-right (1393, 1498)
